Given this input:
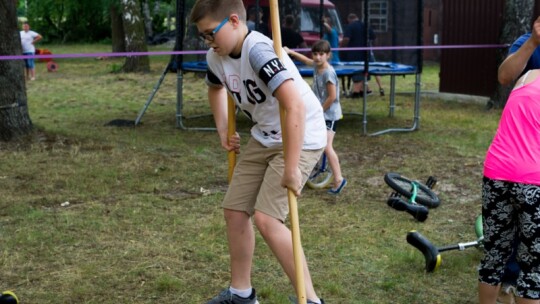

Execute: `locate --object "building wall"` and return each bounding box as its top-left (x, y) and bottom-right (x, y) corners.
top-left (423, 0), bottom-right (442, 61)
top-left (332, 0), bottom-right (442, 61)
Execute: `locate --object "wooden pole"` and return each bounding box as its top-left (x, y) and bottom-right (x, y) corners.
top-left (268, 0), bottom-right (307, 303)
top-left (227, 94), bottom-right (236, 183)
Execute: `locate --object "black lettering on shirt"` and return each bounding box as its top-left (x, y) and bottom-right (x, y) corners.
top-left (244, 79), bottom-right (266, 104)
top-left (258, 58), bottom-right (286, 85)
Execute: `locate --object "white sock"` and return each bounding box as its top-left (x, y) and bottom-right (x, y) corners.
top-left (229, 286), bottom-right (253, 298)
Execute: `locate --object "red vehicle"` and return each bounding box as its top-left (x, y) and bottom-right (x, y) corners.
top-left (242, 0), bottom-right (343, 46)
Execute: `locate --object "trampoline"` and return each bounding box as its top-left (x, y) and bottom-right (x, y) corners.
top-left (181, 59), bottom-right (420, 136)
top-left (177, 0), bottom-right (423, 136)
top-left (148, 0), bottom-right (424, 136)
top-left (296, 61), bottom-right (419, 136)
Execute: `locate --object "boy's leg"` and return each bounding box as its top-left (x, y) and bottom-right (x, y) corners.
top-left (254, 211), bottom-right (318, 300)
top-left (253, 148), bottom-right (323, 302)
top-left (221, 139), bottom-right (271, 290)
top-left (225, 209), bottom-right (255, 290)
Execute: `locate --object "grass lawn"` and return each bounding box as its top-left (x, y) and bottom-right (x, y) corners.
top-left (0, 44), bottom-right (501, 303)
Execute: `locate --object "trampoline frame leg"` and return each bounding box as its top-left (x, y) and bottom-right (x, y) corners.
top-left (176, 71), bottom-right (216, 132)
top-left (365, 72), bottom-right (421, 136)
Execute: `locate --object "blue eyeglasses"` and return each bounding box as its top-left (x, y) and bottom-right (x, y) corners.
top-left (199, 17), bottom-right (229, 42)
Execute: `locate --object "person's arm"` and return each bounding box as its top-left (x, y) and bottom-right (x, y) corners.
top-left (323, 21), bottom-right (332, 33)
top-left (284, 46), bottom-right (313, 66)
top-left (341, 25), bottom-right (351, 47)
top-left (33, 33), bottom-right (42, 44)
top-left (208, 85), bottom-right (240, 153)
top-left (273, 79), bottom-right (305, 197)
top-left (321, 81), bottom-right (337, 112)
top-left (498, 17), bottom-right (540, 85)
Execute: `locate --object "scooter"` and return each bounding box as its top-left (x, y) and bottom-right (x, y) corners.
top-left (406, 215), bottom-right (483, 272)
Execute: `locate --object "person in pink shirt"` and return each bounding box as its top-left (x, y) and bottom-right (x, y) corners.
top-left (478, 68), bottom-right (540, 304)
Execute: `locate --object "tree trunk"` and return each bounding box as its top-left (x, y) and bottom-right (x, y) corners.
top-left (489, 0), bottom-right (534, 109)
top-left (0, 0), bottom-right (33, 141)
top-left (120, 0), bottom-right (150, 73)
top-left (166, 9), bottom-right (172, 31)
top-left (153, 0), bottom-right (160, 16)
top-left (111, 4), bottom-right (126, 53)
top-left (142, 0), bottom-right (153, 40)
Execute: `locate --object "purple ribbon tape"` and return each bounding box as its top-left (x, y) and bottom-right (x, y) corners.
top-left (0, 44), bottom-right (508, 61)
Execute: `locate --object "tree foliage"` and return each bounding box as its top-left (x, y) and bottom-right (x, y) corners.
top-left (24, 0), bottom-right (175, 43)
top-left (26, 0), bottom-right (112, 42)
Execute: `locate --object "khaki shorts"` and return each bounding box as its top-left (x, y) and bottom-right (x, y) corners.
top-left (222, 138), bottom-right (323, 222)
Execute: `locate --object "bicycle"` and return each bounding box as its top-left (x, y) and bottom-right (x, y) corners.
top-left (306, 152), bottom-right (333, 189)
top-left (384, 172), bottom-right (440, 222)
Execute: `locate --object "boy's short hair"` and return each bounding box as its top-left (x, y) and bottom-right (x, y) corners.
top-left (311, 40), bottom-right (331, 54)
top-left (190, 0), bottom-right (246, 24)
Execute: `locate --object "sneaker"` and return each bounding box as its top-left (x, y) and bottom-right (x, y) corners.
top-left (327, 178), bottom-right (347, 195)
top-left (206, 288), bottom-right (259, 304)
top-left (350, 91), bottom-right (361, 98)
top-left (379, 88), bottom-right (385, 96)
top-left (289, 295), bottom-right (326, 304)
top-left (354, 90), bottom-right (373, 97)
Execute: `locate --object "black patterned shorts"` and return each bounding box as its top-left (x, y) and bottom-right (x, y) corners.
top-left (479, 177), bottom-right (540, 299)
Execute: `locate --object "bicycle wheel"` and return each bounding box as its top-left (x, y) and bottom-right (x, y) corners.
top-left (306, 154), bottom-right (333, 189)
top-left (384, 172), bottom-right (440, 208)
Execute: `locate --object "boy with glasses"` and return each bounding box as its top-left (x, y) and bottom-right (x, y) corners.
top-left (190, 0), bottom-right (327, 303)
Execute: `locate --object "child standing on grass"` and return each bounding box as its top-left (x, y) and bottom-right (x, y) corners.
top-left (189, 0), bottom-right (327, 303)
top-left (19, 21), bottom-right (42, 81)
top-left (285, 40), bottom-right (347, 195)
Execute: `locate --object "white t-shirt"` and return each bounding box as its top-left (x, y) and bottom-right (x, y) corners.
top-left (206, 31), bottom-right (327, 150)
top-left (20, 30), bottom-right (39, 53)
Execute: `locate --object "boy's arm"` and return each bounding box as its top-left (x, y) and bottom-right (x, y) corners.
top-left (208, 86), bottom-right (239, 152)
top-left (284, 47), bottom-right (313, 66)
top-left (274, 79), bottom-right (305, 196)
top-left (321, 81), bottom-right (337, 111)
top-left (498, 16), bottom-right (540, 85)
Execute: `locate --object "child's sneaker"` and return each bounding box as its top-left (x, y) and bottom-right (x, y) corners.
top-left (327, 178), bottom-right (347, 195)
top-left (206, 288), bottom-right (259, 304)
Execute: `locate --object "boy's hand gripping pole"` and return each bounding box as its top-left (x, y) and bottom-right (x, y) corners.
top-left (227, 94), bottom-right (236, 183)
top-left (269, 1), bottom-right (307, 303)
